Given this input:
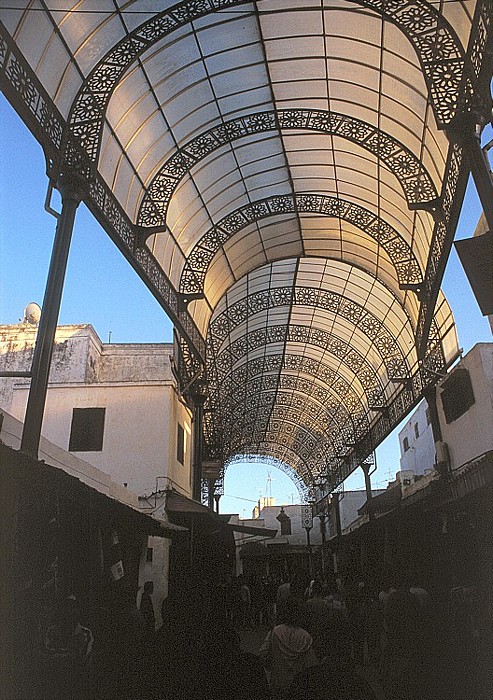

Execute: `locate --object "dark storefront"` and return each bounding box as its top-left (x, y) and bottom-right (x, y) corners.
top-left (0, 443), bottom-right (183, 699)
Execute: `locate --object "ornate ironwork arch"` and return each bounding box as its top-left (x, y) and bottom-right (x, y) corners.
top-left (214, 323), bottom-right (386, 403)
top-left (217, 336), bottom-right (385, 412)
top-left (208, 285), bottom-right (411, 379)
top-left (219, 369), bottom-right (364, 438)
top-left (215, 359), bottom-right (368, 440)
top-left (231, 418), bottom-right (324, 460)
top-left (214, 355), bottom-right (370, 440)
top-left (179, 193), bottom-right (422, 294)
top-left (224, 393), bottom-right (356, 461)
top-left (64, 0), bottom-right (472, 168)
top-left (137, 109), bottom-right (439, 228)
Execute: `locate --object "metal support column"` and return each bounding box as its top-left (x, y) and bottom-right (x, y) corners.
top-left (191, 398), bottom-right (205, 502)
top-left (21, 174), bottom-right (85, 458)
top-left (332, 492), bottom-right (342, 538)
top-left (361, 462), bottom-right (374, 521)
top-left (448, 114), bottom-right (493, 231)
top-left (207, 478), bottom-right (215, 511)
top-left (214, 494), bottom-right (221, 514)
top-left (423, 385), bottom-right (443, 445)
top-left (304, 525), bottom-right (313, 577)
top-left (319, 514), bottom-right (327, 576)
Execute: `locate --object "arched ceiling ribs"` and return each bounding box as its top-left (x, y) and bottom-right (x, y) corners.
top-left (64, 0), bottom-right (470, 168)
top-left (230, 419), bottom-right (324, 464)
top-left (353, 0), bottom-right (470, 128)
top-left (218, 366), bottom-right (364, 439)
top-left (232, 423), bottom-right (328, 481)
top-left (137, 109), bottom-right (440, 228)
top-left (179, 194), bottom-right (422, 294)
top-left (230, 404), bottom-right (327, 449)
top-left (224, 399), bottom-right (343, 448)
top-left (215, 323), bottom-right (385, 403)
top-left (212, 357), bottom-right (370, 443)
top-left (211, 359), bottom-right (368, 450)
top-left (215, 344), bottom-right (382, 421)
top-left (223, 389), bottom-right (357, 459)
top-left (255, 428), bottom-right (332, 486)
top-left (208, 286), bottom-right (412, 380)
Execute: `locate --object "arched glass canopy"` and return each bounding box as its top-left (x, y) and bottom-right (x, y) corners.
top-left (1, 0), bottom-right (490, 494)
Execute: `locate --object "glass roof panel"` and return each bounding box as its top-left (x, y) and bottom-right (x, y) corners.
top-left (1, 0), bottom-right (476, 488)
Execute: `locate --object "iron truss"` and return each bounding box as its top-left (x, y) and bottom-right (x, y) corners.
top-left (208, 285), bottom-right (413, 379)
top-left (65, 0), bottom-right (477, 164)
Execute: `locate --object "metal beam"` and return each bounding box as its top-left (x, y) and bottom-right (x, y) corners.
top-left (21, 174), bottom-right (85, 458)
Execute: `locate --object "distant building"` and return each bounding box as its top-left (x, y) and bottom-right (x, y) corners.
top-left (327, 489), bottom-right (384, 537)
top-left (233, 492), bottom-right (384, 578)
top-left (398, 400), bottom-right (436, 476)
top-left (233, 502), bottom-right (322, 578)
top-left (436, 343), bottom-right (493, 470)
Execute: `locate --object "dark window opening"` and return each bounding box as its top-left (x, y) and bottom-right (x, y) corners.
top-left (441, 368), bottom-right (475, 423)
top-left (403, 437), bottom-right (410, 452)
top-left (426, 407), bottom-right (431, 425)
top-left (177, 424), bottom-right (185, 465)
top-left (146, 547), bottom-right (153, 563)
top-left (414, 423), bottom-right (420, 439)
top-left (69, 407), bottom-right (105, 452)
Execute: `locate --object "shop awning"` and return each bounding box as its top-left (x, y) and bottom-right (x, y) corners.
top-left (0, 444), bottom-right (187, 538)
top-left (165, 490), bottom-right (276, 537)
top-left (224, 522), bottom-right (278, 538)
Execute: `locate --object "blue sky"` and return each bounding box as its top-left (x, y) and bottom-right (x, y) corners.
top-left (1, 94), bottom-right (491, 514)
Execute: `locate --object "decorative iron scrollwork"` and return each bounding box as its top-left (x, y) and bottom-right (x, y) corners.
top-left (138, 109), bottom-right (439, 228)
top-left (180, 194), bottom-right (422, 294)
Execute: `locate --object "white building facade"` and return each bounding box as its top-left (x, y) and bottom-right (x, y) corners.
top-left (397, 343), bottom-right (493, 476)
top-left (436, 343), bottom-right (493, 470)
top-left (0, 322), bottom-right (194, 623)
top-left (398, 400), bottom-right (436, 476)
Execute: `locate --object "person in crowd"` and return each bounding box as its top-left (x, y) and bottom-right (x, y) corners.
top-left (201, 609), bottom-right (270, 700)
top-left (239, 574), bottom-right (252, 628)
top-left (264, 574), bottom-right (278, 624)
top-left (249, 574), bottom-right (265, 627)
top-left (381, 580), bottom-right (438, 700)
top-left (334, 576), bottom-right (348, 610)
top-left (96, 584), bottom-right (148, 699)
top-left (276, 574), bottom-right (291, 605)
top-left (260, 594), bottom-right (317, 698)
top-left (139, 580), bottom-right (156, 633)
top-left (289, 654), bottom-right (378, 700)
top-left (325, 577), bottom-right (345, 611)
top-left (349, 580), bottom-right (381, 666)
top-left (304, 577), bottom-right (316, 599)
top-left (153, 587), bottom-right (206, 700)
top-left (303, 579), bottom-right (331, 649)
top-left (38, 594), bottom-right (94, 700)
top-left (290, 575), bottom-right (382, 700)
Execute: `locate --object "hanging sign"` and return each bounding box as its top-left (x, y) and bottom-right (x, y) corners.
top-left (111, 560), bottom-right (124, 581)
top-left (301, 505), bottom-right (313, 529)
